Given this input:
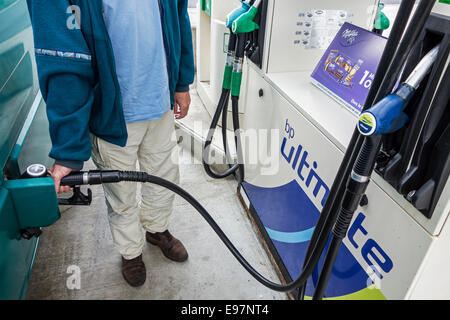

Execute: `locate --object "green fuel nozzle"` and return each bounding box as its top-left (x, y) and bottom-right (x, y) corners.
top-left (374, 3), bottom-right (390, 33)
top-left (222, 1), bottom-right (252, 90)
top-left (226, 1), bottom-right (252, 29)
top-left (231, 0), bottom-right (261, 34)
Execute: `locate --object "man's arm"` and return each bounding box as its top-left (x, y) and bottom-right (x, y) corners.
top-left (176, 0), bottom-right (195, 92)
top-left (174, 0), bottom-right (195, 119)
top-left (27, 0), bottom-right (95, 192)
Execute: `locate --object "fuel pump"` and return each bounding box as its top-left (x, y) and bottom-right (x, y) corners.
top-left (19, 33), bottom-right (439, 292)
top-left (14, 0), bottom-right (450, 300)
top-left (203, 0), bottom-right (262, 182)
top-left (375, 7), bottom-right (450, 219)
top-left (296, 0), bottom-right (418, 300)
top-left (312, 43), bottom-right (440, 300)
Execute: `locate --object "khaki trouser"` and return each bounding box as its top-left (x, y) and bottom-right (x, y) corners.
top-left (91, 110), bottom-right (180, 260)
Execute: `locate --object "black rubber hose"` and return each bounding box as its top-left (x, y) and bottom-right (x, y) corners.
top-left (221, 93), bottom-right (238, 176)
top-left (202, 33), bottom-right (241, 179)
top-left (140, 172), bottom-right (328, 292)
top-left (310, 0), bottom-right (436, 300)
top-left (373, 2), bottom-right (436, 108)
top-left (234, 33), bottom-right (247, 61)
top-left (232, 96), bottom-right (245, 183)
top-left (297, 0), bottom-right (416, 300)
top-left (61, 169), bottom-right (332, 292)
top-left (312, 137), bottom-right (379, 300)
top-left (202, 88), bottom-right (240, 179)
top-left (311, 236), bottom-right (342, 300)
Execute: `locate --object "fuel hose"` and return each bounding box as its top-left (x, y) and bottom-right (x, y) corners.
top-left (202, 33), bottom-right (242, 180)
top-left (53, 169), bottom-right (337, 292)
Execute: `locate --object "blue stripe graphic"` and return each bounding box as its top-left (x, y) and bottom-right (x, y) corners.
top-left (265, 226), bottom-right (315, 244)
top-left (242, 180), bottom-right (370, 298)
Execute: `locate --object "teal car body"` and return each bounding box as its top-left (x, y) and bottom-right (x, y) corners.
top-left (0, 0), bottom-right (59, 299)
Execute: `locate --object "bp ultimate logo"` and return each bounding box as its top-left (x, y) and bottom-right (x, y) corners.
top-left (281, 119), bottom-right (330, 207)
top-left (278, 119), bottom-right (393, 297)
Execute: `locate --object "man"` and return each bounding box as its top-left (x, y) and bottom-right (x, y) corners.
top-left (27, 0), bottom-right (195, 287)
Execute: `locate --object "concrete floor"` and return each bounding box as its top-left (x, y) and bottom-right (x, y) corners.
top-left (26, 90), bottom-right (287, 300)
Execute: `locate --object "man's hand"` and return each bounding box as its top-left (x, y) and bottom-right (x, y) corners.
top-left (174, 91), bottom-right (191, 120)
top-left (48, 164), bottom-right (75, 194)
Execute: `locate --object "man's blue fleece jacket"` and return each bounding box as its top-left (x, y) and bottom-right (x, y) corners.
top-left (27, 0), bottom-right (195, 169)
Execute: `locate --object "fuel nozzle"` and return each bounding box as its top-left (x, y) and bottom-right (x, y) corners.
top-left (226, 0), bottom-right (251, 29)
top-left (23, 165), bottom-right (121, 202)
top-left (373, 3), bottom-right (390, 35)
top-left (358, 44), bottom-right (440, 137)
top-left (60, 170), bottom-right (122, 186)
top-left (357, 85), bottom-right (412, 136)
top-left (231, 0), bottom-right (261, 34)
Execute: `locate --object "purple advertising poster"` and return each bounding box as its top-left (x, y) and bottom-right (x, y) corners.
top-left (311, 22), bottom-right (387, 115)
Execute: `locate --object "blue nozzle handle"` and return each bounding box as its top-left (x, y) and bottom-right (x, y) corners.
top-left (358, 84), bottom-right (414, 136)
top-left (226, 2), bottom-right (251, 28)
top-left (358, 44), bottom-right (440, 137)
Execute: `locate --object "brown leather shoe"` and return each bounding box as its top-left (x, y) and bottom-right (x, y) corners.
top-left (122, 254), bottom-right (146, 287)
top-left (146, 230), bottom-right (188, 262)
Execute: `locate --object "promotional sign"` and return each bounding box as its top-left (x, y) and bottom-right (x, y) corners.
top-left (311, 22), bottom-right (387, 115)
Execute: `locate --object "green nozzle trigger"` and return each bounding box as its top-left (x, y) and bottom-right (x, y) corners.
top-left (232, 6), bottom-right (260, 34)
top-left (374, 3), bottom-right (390, 31)
top-left (226, 1), bottom-right (251, 28)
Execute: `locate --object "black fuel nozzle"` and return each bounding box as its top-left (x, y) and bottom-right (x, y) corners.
top-left (23, 165), bottom-right (124, 186)
top-left (58, 186), bottom-right (92, 206)
top-left (57, 170), bottom-right (123, 206)
top-left (60, 170), bottom-right (122, 186)
top-left (21, 164), bottom-right (93, 206)
top-left (23, 165), bottom-right (149, 206)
